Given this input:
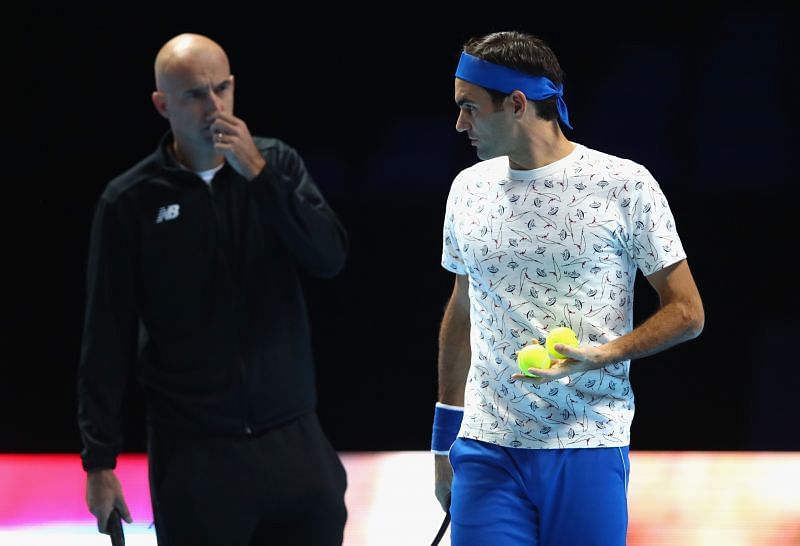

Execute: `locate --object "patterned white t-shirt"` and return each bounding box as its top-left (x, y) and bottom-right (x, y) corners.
top-left (441, 143), bottom-right (686, 449)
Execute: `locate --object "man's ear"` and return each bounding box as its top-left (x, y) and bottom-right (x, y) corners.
top-left (151, 91), bottom-right (169, 119)
top-left (509, 90), bottom-right (528, 119)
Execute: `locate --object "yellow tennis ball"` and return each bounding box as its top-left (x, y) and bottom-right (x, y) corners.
top-left (545, 327), bottom-right (579, 359)
top-left (517, 343), bottom-right (551, 377)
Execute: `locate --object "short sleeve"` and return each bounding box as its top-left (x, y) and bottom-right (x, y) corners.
top-left (622, 167), bottom-right (687, 275)
top-left (441, 174), bottom-right (467, 274)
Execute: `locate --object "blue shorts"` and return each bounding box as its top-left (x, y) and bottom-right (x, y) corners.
top-left (449, 438), bottom-right (629, 546)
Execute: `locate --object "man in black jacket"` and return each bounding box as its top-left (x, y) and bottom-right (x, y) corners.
top-left (78, 32), bottom-right (349, 545)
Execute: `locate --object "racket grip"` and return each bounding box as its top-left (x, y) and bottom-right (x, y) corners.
top-left (107, 507), bottom-right (125, 546)
top-left (431, 511), bottom-right (450, 546)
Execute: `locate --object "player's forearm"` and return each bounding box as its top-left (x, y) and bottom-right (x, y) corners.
top-left (437, 298), bottom-right (471, 405)
top-left (600, 298), bottom-right (704, 365)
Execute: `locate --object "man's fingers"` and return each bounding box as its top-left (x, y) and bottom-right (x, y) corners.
top-left (209, 116), bottom-right (246, 138)
top-left (94, 508), bottom-right (111, 534)
top-left (435, 491), bottom-right (451, 513)
top-left (117, 502), bottom-right (133, 524)
top-left (554, 343), bottom-right (582, 359)
top-left (90, 502), bottom-right (131, 533)
top-left (510, 371), bottom-right (553, 385)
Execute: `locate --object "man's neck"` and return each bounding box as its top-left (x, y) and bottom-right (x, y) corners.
top-left (508, 123), bottom-right (575, 171)
top-left (171, 140), bottom-right (224, 172)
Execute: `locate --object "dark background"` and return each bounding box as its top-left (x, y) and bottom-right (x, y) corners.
top-left (3, 3), bottom-right (797, 455)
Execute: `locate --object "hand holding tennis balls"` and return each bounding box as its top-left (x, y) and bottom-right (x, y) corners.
top-left (516, 327), bottom-right (581, 381)
top-left (545, 326), bottom-right (579, 359)
top-left (517, 341), bottom-right (551, 377)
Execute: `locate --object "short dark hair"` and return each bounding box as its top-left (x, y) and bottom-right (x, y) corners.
top-left (463, 31), bottom-right (565, 121)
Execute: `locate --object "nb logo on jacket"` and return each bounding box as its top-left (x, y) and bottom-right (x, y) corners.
top-left (156, 204), bottom-right (180, 224)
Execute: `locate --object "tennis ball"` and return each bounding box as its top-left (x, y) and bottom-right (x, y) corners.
top-left (517, 343), bottom-right (551, 377)
top-left (545, 327), bottom-right (579, 359)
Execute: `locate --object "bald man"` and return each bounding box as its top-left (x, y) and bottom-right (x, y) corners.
top-left (78, 33), bottom-right (349, 545)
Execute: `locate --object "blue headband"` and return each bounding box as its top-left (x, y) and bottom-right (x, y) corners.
top-left (455, 51), bottom-right (573, 129)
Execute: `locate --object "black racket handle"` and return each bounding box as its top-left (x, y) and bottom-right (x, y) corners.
top-left (107, 507), bottom-right (125, 546)
top-left (431, 511), bottom-right (450, 546)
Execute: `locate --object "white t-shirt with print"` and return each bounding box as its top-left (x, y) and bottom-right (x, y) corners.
top-left (441, 143), bottom-right (686, 449)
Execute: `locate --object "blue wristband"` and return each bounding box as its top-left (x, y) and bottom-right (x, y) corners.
top-left (431, 402), bottom-right (464, 455)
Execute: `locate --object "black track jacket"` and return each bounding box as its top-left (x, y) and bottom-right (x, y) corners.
top-left (77, 132), bottom-right (348, 471)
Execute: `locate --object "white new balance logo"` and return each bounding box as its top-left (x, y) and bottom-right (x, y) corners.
top-left (155, 204), bottom-right (180, 224)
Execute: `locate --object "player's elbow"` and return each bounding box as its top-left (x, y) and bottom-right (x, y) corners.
top-left (682, 300), bottom-right (705, 340)
top-left (687, 314), bottom-right (704, 340)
